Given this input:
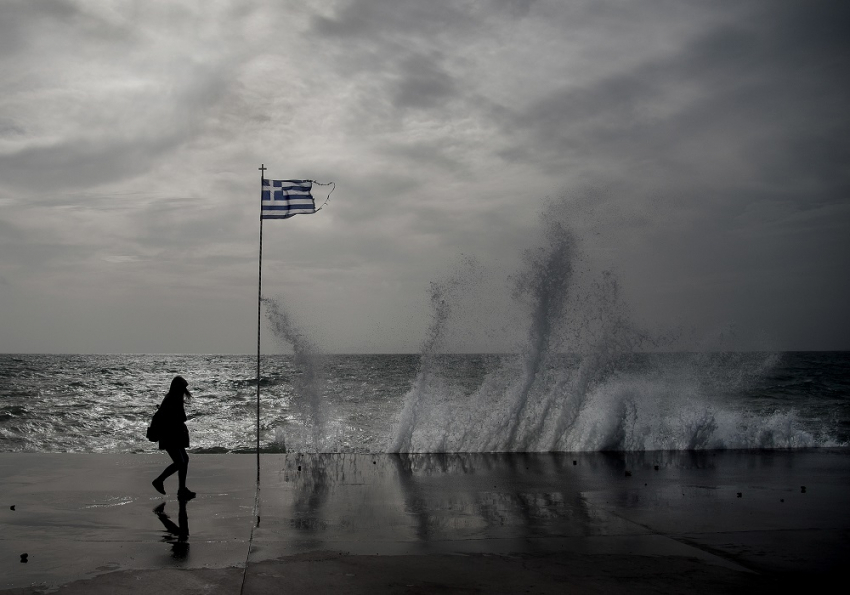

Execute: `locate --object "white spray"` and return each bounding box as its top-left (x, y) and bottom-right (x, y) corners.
top-left (388, 259), bottom-right (480, 453)
top-left (387, 199), bottom-right (821, 452)
top-left (263, 297), bottom-right (327, 452)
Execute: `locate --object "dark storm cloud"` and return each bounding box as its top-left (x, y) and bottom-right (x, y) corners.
top-left (0, 67), bottom-right (236, 192)
top-left (312, 0), bottom-right (475, 39)
top-left (313, 0), bottom-right (539, 38)
top-left (468, 0), bottom-right (850, 349)
top-left (0, 0), bottom-right (82, 53)
top-left (2, 0), bottom-right (849, 352)
top-left (497, 0), bottom-right (850, 237)
top-left (1, 137), bottom-right (179, 191)
top-left (492, 0), bottom-right (537, 18)
top-left (392, 53), bottom-right (458, 110)
top-left (0, 118), bottom-right (26, 137)
top-left (310, 0), bottom-right (530, 114)
top-left (0, 1), bottom-right (248, 194)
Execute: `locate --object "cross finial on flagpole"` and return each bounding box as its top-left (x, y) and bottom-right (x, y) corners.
top-left (259, 163), bottom-right (266, 179)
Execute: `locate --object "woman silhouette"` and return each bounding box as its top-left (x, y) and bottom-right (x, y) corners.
top-left (152, 376), bottom-right (195, 500)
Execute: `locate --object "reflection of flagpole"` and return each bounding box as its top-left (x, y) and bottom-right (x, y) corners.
top-left (256, 163), bottom-right (266, 487)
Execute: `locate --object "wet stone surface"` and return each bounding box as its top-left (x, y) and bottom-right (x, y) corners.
top-left (1, 450), bottom-right (849, 592)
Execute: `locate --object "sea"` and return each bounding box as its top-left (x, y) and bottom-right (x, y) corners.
top-left (2, 212), bottom-right (848, 455)
top-left (0, 351), bottom-right (847, 454)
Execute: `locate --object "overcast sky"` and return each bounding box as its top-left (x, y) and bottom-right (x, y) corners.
top-left (1, 0), bottom-right (848, 354)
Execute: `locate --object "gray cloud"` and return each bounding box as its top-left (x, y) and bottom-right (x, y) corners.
top-left (0, 1), bottom-right (254, 194)
top-left (498, 1), bottom-right (850, 225)
top-left (1, 0), bottom-right (848, 353)
top-left (312, 0), bottom-right (477, 40)
top-left (392, 53), bottom-right (458, 110)
top-left (0, 0), bottom-right (85, 54)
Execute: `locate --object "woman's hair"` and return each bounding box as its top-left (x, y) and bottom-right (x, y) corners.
top-left (168, 376), bottom-right (192, 401)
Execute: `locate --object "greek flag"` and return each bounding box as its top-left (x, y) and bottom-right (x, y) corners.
top-left (261, 179), bottom-right (315, 219)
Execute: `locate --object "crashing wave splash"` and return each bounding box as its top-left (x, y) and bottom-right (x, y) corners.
top-left (387, 204), bottom-right (830, 453)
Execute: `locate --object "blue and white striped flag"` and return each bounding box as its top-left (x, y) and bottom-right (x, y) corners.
top-left (261, 179), bottom-right (315, 219)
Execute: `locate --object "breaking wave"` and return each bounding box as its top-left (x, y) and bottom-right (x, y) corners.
top-left (387, 201), bottom-right (832, 452)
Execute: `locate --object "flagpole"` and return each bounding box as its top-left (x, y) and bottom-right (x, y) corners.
top-left (256, 163), bottom-right (266, 488)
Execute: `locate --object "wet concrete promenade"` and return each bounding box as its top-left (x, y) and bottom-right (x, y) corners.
top-left (1, 450), bottom-right (848, 593)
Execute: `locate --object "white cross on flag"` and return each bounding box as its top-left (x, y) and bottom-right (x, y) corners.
top-left (261, 179), bottom-right (315, 219)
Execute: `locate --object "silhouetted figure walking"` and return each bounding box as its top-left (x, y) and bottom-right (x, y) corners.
top-left (152, 376), bottom-right (196, 500)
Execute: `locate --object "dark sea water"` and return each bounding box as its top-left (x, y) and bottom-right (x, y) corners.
top-left (3, 207), bottom-right (848, 454)
top-left (0, 351), bottom-right (847, 454)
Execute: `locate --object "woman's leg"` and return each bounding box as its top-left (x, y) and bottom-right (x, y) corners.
top-left (160, 446), bottom-right (187, 488)
top-left (175, 448), bottom-right (189, 491)
top-left (156, 461), bottom-right (179, 483)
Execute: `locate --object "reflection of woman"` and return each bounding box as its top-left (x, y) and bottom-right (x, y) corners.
top-left (151, 376), bottom-right (195, 500)
top-left (153, 501), bottom-right (189, 559)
